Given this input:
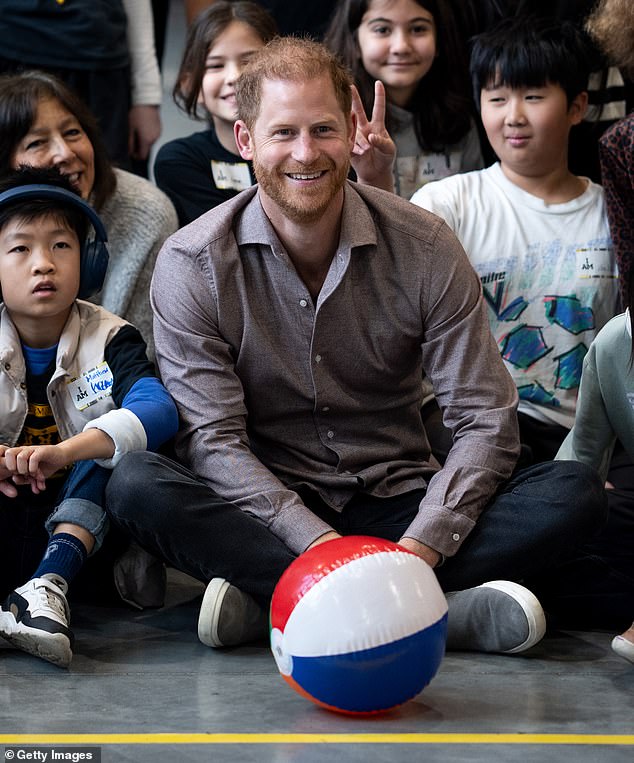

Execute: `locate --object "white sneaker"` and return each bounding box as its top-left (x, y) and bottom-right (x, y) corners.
top-left (198, 578), bottom-right (268, 648)
top-left (0, 577), bottom-right (73, 667)
top-left (445, 580), bottom-right (546, 654)
top-left (611, 635), bottom-right (634, 664)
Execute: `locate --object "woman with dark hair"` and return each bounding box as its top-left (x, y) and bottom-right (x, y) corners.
top-left (325, 0), bottom-right (483, 199)
top-left (0, 70), bottom-right (178, 355)
top-left (154, 1), bottom-right (278, 226)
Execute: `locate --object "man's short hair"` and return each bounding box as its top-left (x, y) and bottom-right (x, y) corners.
top-left (235, 37), bottom-right (353, 131)
top-left (470, 16), bottom-right (593, 108)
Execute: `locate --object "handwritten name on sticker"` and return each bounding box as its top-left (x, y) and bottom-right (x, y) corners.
top-left (211, 160), bottom-right (252, 192)
top-left (67, 361), bottom-right (114, 411)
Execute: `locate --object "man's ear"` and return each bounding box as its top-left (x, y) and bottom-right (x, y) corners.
top-left (234, 120), bottom-right (254, 160)
top-left (569, 91), bottom-right (589, 125)
top-left (348, 111), bottom-right (357, 153)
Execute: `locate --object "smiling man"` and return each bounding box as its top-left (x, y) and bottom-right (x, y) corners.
top-left (106, 37), bottom-right (606, 655)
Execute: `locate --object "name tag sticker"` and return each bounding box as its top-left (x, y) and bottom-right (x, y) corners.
top-left (211, 160), bottom-right (252, 192)
top-left (576, 247), bottom-right (616, 280)
top-left (67, 361), bottom-right (114, 411)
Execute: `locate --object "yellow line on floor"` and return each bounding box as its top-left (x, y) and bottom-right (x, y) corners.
top-left (1, 734), bottom-right (633, 745)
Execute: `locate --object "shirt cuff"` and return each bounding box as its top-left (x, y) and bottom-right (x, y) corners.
top-left (404, 502), bottom-right (476, 558)
top-left (84, 408), bottom-right (147, 468)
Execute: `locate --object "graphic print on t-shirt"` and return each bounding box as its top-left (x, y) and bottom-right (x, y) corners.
top-left (480, 243), bottom-right (616, 419)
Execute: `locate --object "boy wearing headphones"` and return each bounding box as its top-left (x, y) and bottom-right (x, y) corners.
top-left (0, 166), bottom-right (178, 668)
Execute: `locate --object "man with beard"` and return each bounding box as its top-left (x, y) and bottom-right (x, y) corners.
top-left (106, 37), bottom-right (605, 654)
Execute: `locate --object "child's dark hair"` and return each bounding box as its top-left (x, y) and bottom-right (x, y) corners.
top-left (0, 165), bottom-right (89, 243)
top-left (174, 0), bottom-right (278, 121)
top-left (324, 0), bottom-right (474, 152)
top-left (470, 16), bottom-right (593, 108)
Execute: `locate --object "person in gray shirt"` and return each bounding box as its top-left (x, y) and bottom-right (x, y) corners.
top-left (106, 37), bottom-right (606, 654)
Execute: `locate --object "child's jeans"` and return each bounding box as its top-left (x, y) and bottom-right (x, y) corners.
top-left (0, 460), bottom-right (110, 598)
top-left (44, 459), bottom-right (111, 553)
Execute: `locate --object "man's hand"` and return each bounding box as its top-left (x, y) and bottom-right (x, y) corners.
top-left (350, 81), bottom-right (396, 193)
top-left (398, 536), bottom-right (441, 568)
top-left (306, 531), bottom-right (342, 551)
top-left (128, 104), bottom-right (161, 161)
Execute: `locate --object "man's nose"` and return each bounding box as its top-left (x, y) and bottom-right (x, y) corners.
top-left (292, 132), bottom-right (320, 164)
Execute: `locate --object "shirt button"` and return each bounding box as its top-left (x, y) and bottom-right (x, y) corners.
top-left (315, 354), bottom-right (322, 363)
top-left (327, 430), bottom-right (335, 439)
top-left (299, 299), bottom-right (308, 307)
top-left (322, 406), bottom-right (330, 412)
top-left (452, 533), bottom-right (460, 542)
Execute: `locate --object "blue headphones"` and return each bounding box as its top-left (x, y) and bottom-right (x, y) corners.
top-left (0, 184), bottom-right (109, 299)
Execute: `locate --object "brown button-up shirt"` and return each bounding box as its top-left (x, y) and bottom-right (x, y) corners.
top-left (151, 182), bottom-right (520, 556)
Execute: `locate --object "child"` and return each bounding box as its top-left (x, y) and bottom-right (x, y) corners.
top-left (411, 16), bottom-right (632, 635)
top-left (556, 270), bottom-right (634, 664)
top-left (411, 16), bottom-right (618, 454)
top-left (325, 0), bottom-right (484, 199)
top-left (566, 0), bottom-right (634, 665)
top-left (154, 1), bottom-right (278, 226)
top-left (0, 166), bottom-right (178, 668)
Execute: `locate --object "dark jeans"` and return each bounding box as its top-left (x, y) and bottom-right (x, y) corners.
top-left (425, 410), bottom-right (634, 627)
top-left (531, 445), bottom-right (634, 629)
top-left (518, 416), bottom-right (634, 629)
top-left (0, 460), bottom-right (122, 603)
top-left (105, 452), bottom-right (606, 610)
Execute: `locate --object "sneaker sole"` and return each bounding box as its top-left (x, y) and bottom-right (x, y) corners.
top-left (479, 581), bottom-right (546, 654)
top-left (198, 578), bottom-right (230, 648)
top-left (611, 635), bottom-right (634, 664)
top-left (0, 619), bottom-right (72, 668)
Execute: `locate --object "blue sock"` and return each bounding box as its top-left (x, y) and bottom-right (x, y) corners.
top-left (33, 533), bottom-right (88, 594)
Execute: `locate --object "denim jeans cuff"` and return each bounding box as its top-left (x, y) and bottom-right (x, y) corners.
top-left (45, 498), bottom-right (109, 555)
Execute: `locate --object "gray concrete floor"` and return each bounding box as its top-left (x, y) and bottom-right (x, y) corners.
top-left (1, 569), bottom-right (633, 762)
top-left (2, 3), bottom-right (633, 761)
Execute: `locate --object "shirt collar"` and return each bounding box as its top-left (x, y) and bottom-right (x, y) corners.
top-left (234, 181), bottom-right (377, 254)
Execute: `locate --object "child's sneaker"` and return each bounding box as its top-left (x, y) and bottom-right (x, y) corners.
top-left (0, 577), bottom-right (73, 667)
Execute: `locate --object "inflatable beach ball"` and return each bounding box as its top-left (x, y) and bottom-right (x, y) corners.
top-left (270, 536), bottom-right (448, 714)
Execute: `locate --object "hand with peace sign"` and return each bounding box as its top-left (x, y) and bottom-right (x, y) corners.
top-left (350, 80), bottom-right (396, 193)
